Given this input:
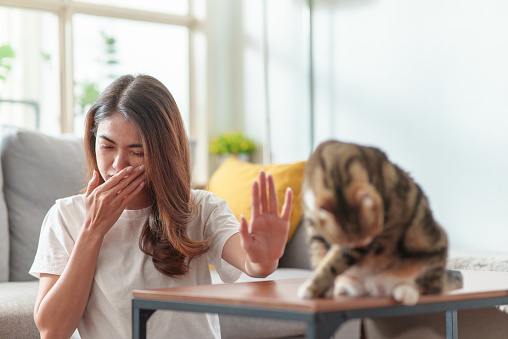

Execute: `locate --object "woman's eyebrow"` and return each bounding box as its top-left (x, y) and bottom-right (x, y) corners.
top-left (128, 143), bottom-right (143, 148)
top-left (98, 134), bottom-right (116, 144)
top-left (98, 134), bottom-right (143, 148)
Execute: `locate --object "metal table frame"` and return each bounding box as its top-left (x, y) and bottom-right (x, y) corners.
top-left (132, 294), bottom-right (508, 339)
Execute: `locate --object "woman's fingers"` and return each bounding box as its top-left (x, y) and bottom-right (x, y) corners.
top-left (113, 165), bottom-right (145, 194)
top-left (267, 174), bottom-right (278, 214)
top-left (98, 165), bottom-right (145, 196)
top-left (259, 170), bottom-right (268, 214)
top-left (252, 170), bottom-right (292, 219)
top-left (251, 180), bottom-right (260, 218)
top-left (253, 171), bottom-right (285, 216)
top-left (97, 165), bottom-right (136, 192)
top-left (280, 187), bottom-right (293, 221)
top-left (239, 215), bottom-right (250, 240)
top-left (118, 171), bottom-right (147, 204)
top-left (85, 171), bottom-right (99, 197)
top-left (87, 165), bottom-right (146, 212)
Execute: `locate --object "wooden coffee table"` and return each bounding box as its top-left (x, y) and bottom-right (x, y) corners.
top-left (132, 270), bottom-right (508, 339)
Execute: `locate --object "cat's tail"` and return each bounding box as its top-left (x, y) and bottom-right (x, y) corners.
top-left (444, 269), bottom-right (464, 291)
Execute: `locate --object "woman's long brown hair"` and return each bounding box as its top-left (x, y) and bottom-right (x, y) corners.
top-left (84, 74), bottom-right (209, 277)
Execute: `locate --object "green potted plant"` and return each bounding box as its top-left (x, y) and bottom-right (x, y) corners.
top-left (209, 131), bottom-right (256, 162)
top-left (0, 44), bottom-right (15, 85)
top-left (0, 44), bottom-right (15, 113)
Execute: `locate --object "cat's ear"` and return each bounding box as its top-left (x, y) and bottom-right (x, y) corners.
top-left (316, 191), bottom-right (335, 214)
top-left (315, 191), bottom-right (337, 225)
top-left (346, 182), bottom-right (384, 237)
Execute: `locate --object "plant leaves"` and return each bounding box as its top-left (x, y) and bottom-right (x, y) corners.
top-left (0, 45), bottom-right (15, 58)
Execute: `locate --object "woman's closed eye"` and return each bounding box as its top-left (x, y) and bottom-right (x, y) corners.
top-left (100, 144), bottom-right (143, 156)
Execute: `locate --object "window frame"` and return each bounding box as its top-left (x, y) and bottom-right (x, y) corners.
top-left (0, 0), bottom-right (199, 135)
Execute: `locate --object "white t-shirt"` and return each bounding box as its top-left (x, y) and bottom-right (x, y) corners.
top-left (30, 190), bottom-right (242, 339)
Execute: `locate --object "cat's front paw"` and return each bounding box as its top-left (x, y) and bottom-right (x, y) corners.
top-left (298, 280), bottom-right (332, 299)
top-left (393, 284), bottom-right (419, 305)
top-left (297, 280), bottom-right (317, 299)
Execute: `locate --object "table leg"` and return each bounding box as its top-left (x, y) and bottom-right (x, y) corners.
top-left (445, 310), bottom-right (458, 339)
top-left (306, 312), bottom-right (346, 339)
top-left (132, 308), bottom-right (156, 339)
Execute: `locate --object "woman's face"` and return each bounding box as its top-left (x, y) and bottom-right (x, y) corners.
top-left (95, 113), bottom-right (150, 207)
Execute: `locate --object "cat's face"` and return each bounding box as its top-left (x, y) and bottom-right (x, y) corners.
top-left (304, 182), bottom-right (384, 248)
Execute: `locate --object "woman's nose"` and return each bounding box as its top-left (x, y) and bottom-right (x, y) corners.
top-left (112, 152), bottom-right (130, 171)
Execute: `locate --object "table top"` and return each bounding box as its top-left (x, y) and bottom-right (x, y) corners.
top-left (133, 270), bottom-right (508, 313)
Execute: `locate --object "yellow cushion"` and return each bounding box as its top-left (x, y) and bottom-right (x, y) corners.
top-left (207, 156), bottom-right (306, 241)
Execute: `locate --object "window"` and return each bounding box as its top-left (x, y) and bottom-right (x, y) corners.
top-left (0, 0), bottom-right (198, 137)
top-left (0, 7), bottom-right (60, 134)
top-left (73, 14), bottom-right (189, 133)
top-left (79, 0), bottom-right (189, 15)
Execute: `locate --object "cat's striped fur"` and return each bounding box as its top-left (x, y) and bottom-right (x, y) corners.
top-left (297, 140), bottom-right (463, 305)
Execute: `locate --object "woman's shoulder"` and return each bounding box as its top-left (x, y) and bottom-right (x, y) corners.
top-left (189, 189), bottom-right (238, 237)
top-left (41, 194), bottom-right (85, 236)
top-left (53, 194), bottom-right (85, 213)
top-left (191, 189), bottom-right (224, 207)
top-left (191, 189), bottom-right (234, 218)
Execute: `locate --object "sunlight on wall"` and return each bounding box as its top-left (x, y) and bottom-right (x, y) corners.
top-left (312, 0), bottom-right (508, 252)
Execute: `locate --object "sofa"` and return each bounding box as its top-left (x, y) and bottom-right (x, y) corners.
top-left (2, 125), bottom-right (508, 339)
top-left (0, 125), bottom-right (87, 338)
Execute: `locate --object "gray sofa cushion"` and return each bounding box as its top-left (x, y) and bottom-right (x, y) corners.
top-left (279, 220), bottom-right (312, 270)
top-left (0, 150), bottom-right (9, 282)
top-left (0, 126), bottom-right (87, 281)
top-left (219, 316), bottom-right (306, 339)
top-left (0, 281), bottom-right (39, 338)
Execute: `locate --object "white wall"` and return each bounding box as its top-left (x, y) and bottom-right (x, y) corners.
top-left (311, 0), bottom-right (508, 252)
top-left (210, 0), bottom-right (311, 165)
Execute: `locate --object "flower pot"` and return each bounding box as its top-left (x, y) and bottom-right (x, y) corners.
top-left (217, 153), bottom-right (250, 165)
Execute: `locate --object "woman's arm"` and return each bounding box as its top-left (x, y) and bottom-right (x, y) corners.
top-left (222, 171), bottom-right (293, 278)
top-left (34, 229), bottom-right (104, 339)
top-left (34, 166), bottom-right (146, 338)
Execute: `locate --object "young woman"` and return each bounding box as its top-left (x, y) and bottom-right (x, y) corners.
top-left (30, 74), bottom-right (293, 339)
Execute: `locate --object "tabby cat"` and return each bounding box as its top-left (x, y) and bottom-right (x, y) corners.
top-left (297, 140), bottom-right (462, 305)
